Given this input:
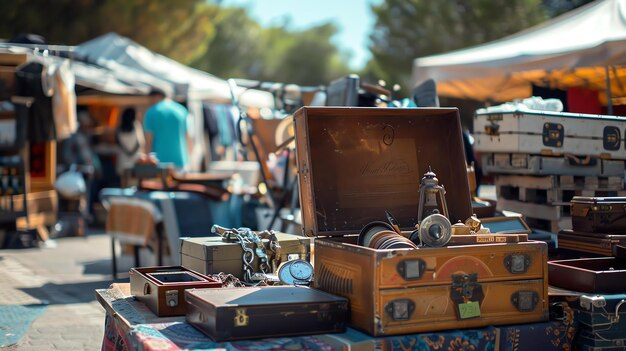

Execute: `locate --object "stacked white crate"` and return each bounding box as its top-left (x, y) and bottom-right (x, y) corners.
top-left (474, 109), bottom-right (626, 232)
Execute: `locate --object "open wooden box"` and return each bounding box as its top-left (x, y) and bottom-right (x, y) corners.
top-left (130, 266), bottom-right (222, 317)
top-left (294, 107), bottom-right (548, 336)
top-left (548, 257), bottom-right (626, 293)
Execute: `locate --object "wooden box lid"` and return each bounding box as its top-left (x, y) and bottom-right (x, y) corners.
top-left (294, 107), bottom-right (472, 237)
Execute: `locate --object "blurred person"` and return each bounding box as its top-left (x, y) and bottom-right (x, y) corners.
top-left (115, 107), bottom-right (145, 176)
top-left (143, 89), bottom-right (192, 169)
top-left (57, 109), bottom-right (101, 231)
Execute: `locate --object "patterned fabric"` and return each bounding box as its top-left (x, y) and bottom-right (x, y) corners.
top-left (377, 327), bottom-right (498, 351)
top-left (130, 322), bottom-right (346, 351)
top-left (104, 319), bottom-right (501, 351)
top-left (102, 314), bottom-right (132, 351)
top-left (499, 304), bottom-right (577, 351)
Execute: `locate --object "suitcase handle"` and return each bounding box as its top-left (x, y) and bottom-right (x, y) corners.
top-left (564, 153), bottom-right (597, 167)
top-left (614, 299), bottom-right (626, 323)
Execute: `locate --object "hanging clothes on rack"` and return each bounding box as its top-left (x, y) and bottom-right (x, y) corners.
top-left (15, 61), bottom-right (55, 142)
top-left (51, 60), bottom-right (77, 140)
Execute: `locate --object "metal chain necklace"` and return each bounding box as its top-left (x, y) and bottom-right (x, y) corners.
top-left (211, 225), bottom-right (280, 285)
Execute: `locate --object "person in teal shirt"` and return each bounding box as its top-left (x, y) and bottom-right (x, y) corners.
top-left (143, 89), bottom-right (191, 169)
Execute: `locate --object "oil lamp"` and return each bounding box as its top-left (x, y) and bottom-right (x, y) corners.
top-left (417, 167), bottom-right (449, 223)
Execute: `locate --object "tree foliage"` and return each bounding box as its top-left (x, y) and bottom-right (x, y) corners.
top-left (0, 0), bottom-right (214, 65)
top-left (254, 23), bottom-right (350, 86)
top-left (190, 7), bottom-right (263, 79)
top-left (365, 0), bottom-right (547, 94)
top-left (0, 1), bottom-right (349, 86)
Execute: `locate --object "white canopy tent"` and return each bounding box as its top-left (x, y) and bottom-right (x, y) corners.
top-left (74, 33), bottom-right (274, 109)
top-left (412, 0), bottom-right (626, 104)
top-left (74, 33), bottom-right (275, 170)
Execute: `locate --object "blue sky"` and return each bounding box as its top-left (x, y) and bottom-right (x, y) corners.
top-left (221, 0), bottom-right (383, 70)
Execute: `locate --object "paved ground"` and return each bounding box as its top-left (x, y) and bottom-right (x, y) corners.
top-left (0, 231), bottom-right (125, 350)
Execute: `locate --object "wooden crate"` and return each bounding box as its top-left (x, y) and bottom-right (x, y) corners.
top-left (497, 184), bottom-right (626, 205)
top-left (495, 174), bottom-right (624, 192)
top-left (28, 141), bottom-right (56, 192)
top-left (0, 66), bottom-right (16, 99)
top-left (524, 217), bottom-right (572, 233)
top-left (0, 53), bottom-right (28, 66)
top-left (496, 198), bottom-right (569, 221)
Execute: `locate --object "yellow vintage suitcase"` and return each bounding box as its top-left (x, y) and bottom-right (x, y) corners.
top-left (293, 107), bottom-right (549, 336)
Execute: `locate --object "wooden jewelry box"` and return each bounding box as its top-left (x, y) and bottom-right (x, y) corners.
top-left (130, 266), bottom-right (222, 317)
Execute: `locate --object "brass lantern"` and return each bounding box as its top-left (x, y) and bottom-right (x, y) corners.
top-left (417, 167), bottom-right (449, 223)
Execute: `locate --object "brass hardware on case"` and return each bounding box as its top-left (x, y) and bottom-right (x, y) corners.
top-left (234, 308), bottom-right (250, 327)
top-left (511, 291), bottom-right (539, 312)
top-left (396, 259), bottom-right (426, 280)
top-left (143, 283), bottom-right (151, 295)
top-left (450, 273), bottom-right (485, 320)
top-left (542, 123), bottom-right (564, 147)
top-left (484, 123), bottom-right (500, 136)
top-left (504, 253), bottom-right (531, 274)
top-left (385, 299), bottom-right (415, 321)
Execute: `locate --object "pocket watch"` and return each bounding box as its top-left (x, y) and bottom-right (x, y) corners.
top-left (277, 259), bottom-right (313, 286)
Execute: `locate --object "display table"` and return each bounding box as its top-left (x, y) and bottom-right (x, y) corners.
top-left (96, 284), bottom-right (577, 351)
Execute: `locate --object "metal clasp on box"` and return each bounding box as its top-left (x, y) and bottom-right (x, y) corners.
top-left (385, 299), bottom-right (415, 321)
top-left (450, 273), bottom-right (484, 320)
top-left (542, 123), bottom-right (564, 147)
top-left (165, 290), bottom-right (178, 307)
top-left (504, 253), bottom-right (531, 274)
top-left (511, 291), bottom-right (538, 312)
top-left (484, 123), bottom-right (500, 136)
top-left (234, 308), bottom-right (249, 327)
top-left (396, 259), bottom-right (426, 280)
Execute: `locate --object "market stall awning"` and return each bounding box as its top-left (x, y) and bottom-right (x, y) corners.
top-left (74, 33), bottom-right (274, 108)
top-left (412, 0), bottom-right (626, 103)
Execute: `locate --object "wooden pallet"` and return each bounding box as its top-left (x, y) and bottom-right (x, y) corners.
top-left (496, 198), bottom-right (569, 221)
top-left (495, 174), bottom-right (624, 191)
top-left (497, 184), bottom-right (626, 205)
top-left (495, 174), bottom-right (625, 233)
top-left (524, 217), bottom-right (572, 233)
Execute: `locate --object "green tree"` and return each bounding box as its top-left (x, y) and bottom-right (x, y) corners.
top-left (365, 0), bottom-right (547, 95)
top-left (0, 0), bottom-right (214, 65)
top-left (0, 1), bottom-right (350, 87)
top-left (256, 23), bottom-right (350, 86)
top-left (191, 11), bottom-right (350, 86)
top-left (190, 7), bottom-right (263, 79)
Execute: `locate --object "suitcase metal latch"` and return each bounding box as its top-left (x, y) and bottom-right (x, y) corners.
top-left (234, 308), bottom-right (249, 327)
top-left (385, 299), bottom-right (415, 321)
top-left (396, 259), bottom-right (426, 280)
top-left (165, 290), bottom-right (178, 307)
top-left (603, 126), bottom-right (621, 151)
top-left (484, 123), bottom-right (500, 136)
top-left (450, 273), bottom-right (484, 320)
top-left (504, 253), bottom-right (531, 274)
top-left (542, 123), bottom-right (563, 147)
top-left (511, 291), bottom-right (538, 312)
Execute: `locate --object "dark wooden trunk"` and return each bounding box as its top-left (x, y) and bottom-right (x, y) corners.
top-left (185, 286), bottom-right (348, 341)
top-left (557, 229), bottom-right (626, 256)
top-left (571, 196), bottom-right (626, 233)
